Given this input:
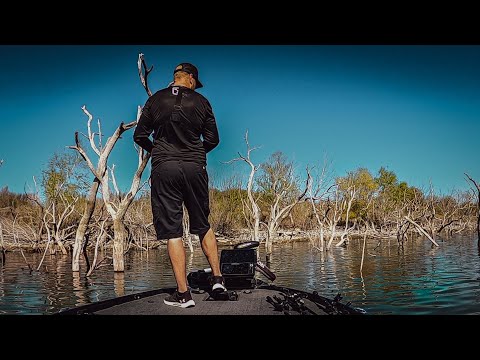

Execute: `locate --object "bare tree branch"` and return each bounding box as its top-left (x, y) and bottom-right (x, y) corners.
top-left (86, 217), bottom-right (108, 277)
top-left (465, 173), bottom-right (480, 192)
top-left (138, 53), bottom-right (153, 97)
top-left (72, 55), bottom-right (154, 273)
top-left (97, 118), bottom-right (103, 152)
top-left (36, 217), bottom-right (52, 271)
top-left (81, 105), bottom-right (101, 157)
top-left (404, 216), bottom-right (439, 246)
top-left (226, 130), bottom-right (261, 243)
top-left (68, 131), bottom-right (99, 178)
top-left (110, 164), bottom-right (121, 199)
top-left (465, 173), bottom-right (480, 241)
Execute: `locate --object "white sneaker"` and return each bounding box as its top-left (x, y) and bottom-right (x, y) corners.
top-left (163, 290), bottom-right (195, 308)
top-left (211, 276), bottom-right (227, 292)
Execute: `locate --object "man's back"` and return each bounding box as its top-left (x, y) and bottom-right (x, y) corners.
top-left (133, 61), bottom-right (227, 307)
top-left (133, 85), bottom-right (219, 169)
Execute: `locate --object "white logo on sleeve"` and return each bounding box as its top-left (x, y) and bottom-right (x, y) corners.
top-left (172, 87), bottom-right (179, 95)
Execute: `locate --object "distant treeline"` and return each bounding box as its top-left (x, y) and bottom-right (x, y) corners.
top-left (0, 150), bottom-right (477, 255)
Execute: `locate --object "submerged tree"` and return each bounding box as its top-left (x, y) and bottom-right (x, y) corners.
top-left (40, 152), bottom-right (86, 254)
top-left (225, 130), bottom-right (262, 243)
top-left (465, 173), bottom-right (480, 242)
top-left (69, 107), bottom-right (141, 272)
top-left (257, 151), bottom-right (309, 254)
top-left (70, 53), bottom-right (153, 272)
top-left (335, 168), bottom-right (378, 247)
top-left (334, 171), bottom-right (357, 247)
top-left (305, 159), bottom-right (335, 251)
top-left (98, 108), bottom-right (150, 272)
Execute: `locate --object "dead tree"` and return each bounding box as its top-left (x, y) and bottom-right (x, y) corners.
top-left (433, 191), bottom-right (469, 237)
top-left (264, 173), bottom-right (309, 254)
top-left (305, 163), bottom-right (335, 251)
top-left (395, 199), bottom-right (410, 245)
top-left (40, 154), bottom-right (81, 255)
top-left (70, 106), bottom-right (150, 272)
top-left (421, 181), bottom-right (439, 243)
top-left (36, 211), bottom-right (54, 270)
top-left (258, 152), bottom-right (309, 254)
top-left (335, 185), bottom-right (357, 247)
top-left (23, 176), bottom-right (46, 247)
top-left (225, 130), bottom-right (262, 243)
top-left (104, 108), bottom-right (150, 271)
top-left (69, 108), bottom-right (138, 271)
top-left (398, 186), bottom-right (439, 246)
top-left (465, 173), bottom-right (480, 242)
top-left (123, 192), bottom-right (153, 250)
top-left (11, 213), bottom-right (32, 271)
top-left (325, 186), bottom-right (345, 250)
top-left (0, 221), bottom-right (5, 264)
top-left (44, 192), bottom-right (79, 255)
top-left (404, 216), bottom-right (439, 246)
top-left (70, 53), bottom-right (154, 272)
top-left (70, 178), bottom-right (100, 272)
top-left (86, 218), bottom-right (108, 277)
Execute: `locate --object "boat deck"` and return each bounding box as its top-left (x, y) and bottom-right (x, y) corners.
top-left (98, 288), bottom-right (325, 315)
top-left (58, 285), bottom-right (340, 315)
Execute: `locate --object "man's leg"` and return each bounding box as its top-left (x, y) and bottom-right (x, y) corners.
top-left (199, 228), bottom-right (221, 276)
top-left (167, 238), bottom-right (188, 293)
top-left (184, 162), bottom-right (225, 290)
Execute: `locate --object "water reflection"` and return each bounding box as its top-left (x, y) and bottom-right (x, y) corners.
top-left (0, 235), bottom-right (479, 314)
top-left (72, 272), bottom-right (88, 307)
top-left (114, 273), bottom-right (125, 297)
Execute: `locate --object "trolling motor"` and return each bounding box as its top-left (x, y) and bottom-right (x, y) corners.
top-left (187, 241), bottom-right (276, 291)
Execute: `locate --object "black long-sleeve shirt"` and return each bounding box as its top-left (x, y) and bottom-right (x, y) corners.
top-left (133, 85), bottom-right (219, 169)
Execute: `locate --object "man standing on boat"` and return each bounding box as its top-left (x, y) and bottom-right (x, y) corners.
top-left (134, 62), bottom-right (226, 308)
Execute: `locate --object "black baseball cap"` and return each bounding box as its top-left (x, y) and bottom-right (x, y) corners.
top-left (173, 63), bottom-right (203, 89)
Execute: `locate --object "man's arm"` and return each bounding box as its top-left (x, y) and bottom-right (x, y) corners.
top-left (202, 99), bottom-right (219, 153)
top-left (133, 99), bottom-right (154, 153)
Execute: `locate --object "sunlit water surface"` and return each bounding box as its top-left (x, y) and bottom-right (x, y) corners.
top-left (1, 235), bottom-right (479, 314)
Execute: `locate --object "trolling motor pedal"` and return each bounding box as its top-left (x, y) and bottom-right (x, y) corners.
top-left (205, 290), bottom-right (239, 301)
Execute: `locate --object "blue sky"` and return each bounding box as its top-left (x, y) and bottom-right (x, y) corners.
top-left (0, 45), bottom-right (479, 195)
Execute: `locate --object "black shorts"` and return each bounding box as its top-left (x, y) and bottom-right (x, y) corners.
top-left (150, 160), bottom-right (210, 240)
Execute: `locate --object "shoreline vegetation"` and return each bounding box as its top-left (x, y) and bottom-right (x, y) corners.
top-left (1, 53), bottom-right (479, 275)
top-left (0, 219), bottom-right (476, 253)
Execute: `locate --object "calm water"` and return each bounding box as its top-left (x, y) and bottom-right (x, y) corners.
top-left (1, 235), bottom-right (480, 315)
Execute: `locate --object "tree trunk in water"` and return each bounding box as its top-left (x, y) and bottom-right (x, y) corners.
top-left (54, 228), bottom-right (68, 255)
top-left (113, 218), bottom-right (126, 272)
top-left (114, 272), bottom-right (125, 296)
top-left (463, 174), bottom-right (480, 246)
top-left (336, 197), bottom-right (353, 247)
top-left (266, 237), bottom-right (273, 254)
top-left (72, 179), bottom-right (100, 272)
top-left (327, 224), bottom-right (336, 250)
top-left (477, 201), bottom-right (480, 246)
top-left (35, 213), bottom-right (44, 251)
top-left (56, 239), bottom-right (68, 255)
top-left (0, 222), bottom-right (5, 264)
top-left (266, 225), bottom-right (275, 255)
top-left (476, 196), bottom-right (480, 246)
top-left (319, 223), bottom-right (324, 251)
top-left (253, 216), bottom-right (260, 243)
